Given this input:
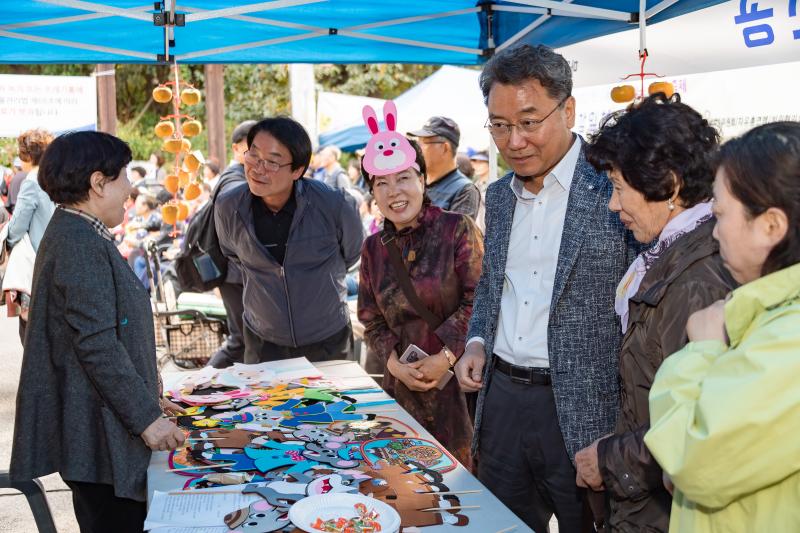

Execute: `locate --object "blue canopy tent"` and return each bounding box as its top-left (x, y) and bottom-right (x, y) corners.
top-left (0, 1), bottom-right (725, 65)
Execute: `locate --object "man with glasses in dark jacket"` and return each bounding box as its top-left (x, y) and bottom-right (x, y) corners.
top-left (215, 117), bottom-right (363, 363)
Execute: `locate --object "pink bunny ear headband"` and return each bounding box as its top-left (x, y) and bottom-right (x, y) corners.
top-left (361, 100), bottom-right (420, 177)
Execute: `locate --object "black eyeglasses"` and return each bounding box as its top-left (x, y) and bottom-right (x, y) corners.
top-left (244, 150), bottom-right (293, 173)
top-left (485, 96), bottom-right (569, 139)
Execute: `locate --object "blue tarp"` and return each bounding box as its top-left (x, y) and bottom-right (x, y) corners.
top-left (0, 1), bottom-right (725, 65)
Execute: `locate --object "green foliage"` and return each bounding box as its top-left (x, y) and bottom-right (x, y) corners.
top-left (0, 137), bottom-right (17, 167)
top-left (315, 64), bottom-right (438, 98)
top-left (0, 63), bottom-right (438, 162)
top-left (224, 64), bottom-right (290, 124)
top-left (116, 121), bottom-right (162, 161)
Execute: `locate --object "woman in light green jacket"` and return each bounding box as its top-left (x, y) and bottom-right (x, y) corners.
top-left (644, 121), bottom-right (800, 533)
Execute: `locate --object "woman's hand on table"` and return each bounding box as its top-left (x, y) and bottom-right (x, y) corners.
top-left (142, 417), bottom-right (186, 451)
top-left (387, 351), bottom-right (438, 392)
top-left (160, 398), bottom-right (185, 416)
top-left (417, 350), bottom-right (451, 382)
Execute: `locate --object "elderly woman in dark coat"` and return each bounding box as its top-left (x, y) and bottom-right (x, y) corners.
top-left (10, 131), bottom-right (185, 533)
top-left (358, 136), bottom-right (484, 470)
top-left (573, 94), bottom-right (737, 532)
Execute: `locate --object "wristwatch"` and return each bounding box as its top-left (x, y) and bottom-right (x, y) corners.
top-left (442, 346), bottom-right (457, 368)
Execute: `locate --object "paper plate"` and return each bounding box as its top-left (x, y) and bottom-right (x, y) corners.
top-left (289, 493), bottom-right (401, 533)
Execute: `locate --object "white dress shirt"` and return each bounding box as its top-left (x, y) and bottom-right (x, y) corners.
top-left (468, 136), bottom-right (581, 367)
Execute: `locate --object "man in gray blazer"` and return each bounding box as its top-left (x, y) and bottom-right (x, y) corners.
top-left (455, 44), bottom-right (637, 532)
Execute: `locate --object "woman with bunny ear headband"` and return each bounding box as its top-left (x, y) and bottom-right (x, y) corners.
top-left (356, 101), bottom-right (485, 470)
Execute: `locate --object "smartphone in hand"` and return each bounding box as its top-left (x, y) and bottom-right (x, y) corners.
top-left (399, 343), bottom-right (429, 364)
top-left (399, 344), bottom-right (454, 390)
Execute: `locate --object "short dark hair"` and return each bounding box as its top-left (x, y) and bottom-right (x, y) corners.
top-left (480, 44), bottom-right (572, 104)
top-left (39, 131), bottom-right (132, 205)
top-left (232, 120), bottom-right (257, 144)
top-left (360, 138), bottom-right (427, 192)
top-left (247, 117), bottom-right (312, 176)
top-left (18, 128), bottom-right (54, 166)
top-left (130, 165), bottom-right (147, 179)
top-left (155, 188), bottom-right (173, 206)
top-left (714, 121), bottom-right (800, 276)
top-left (586, 93), bottom-right (719, 208)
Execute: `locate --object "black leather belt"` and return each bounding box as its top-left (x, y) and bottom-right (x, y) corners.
top-left (494, 356), bottom-right (551, 385)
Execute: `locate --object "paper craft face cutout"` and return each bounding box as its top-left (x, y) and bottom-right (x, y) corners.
top-left (359, 460), bottom-right (469, 528)
top-left (328, 416), bottom-right (416, 442)
top-left (362, 100), bottom-right (419, 177)
top-left (242, 469), bottom-right (370, 508)
top-left (188, 429), bottom-right (258, 450)
top-left (176, 387), bottom-right (253, 406)
top-left (224, 499), bottom-right (290, 532)
top-left (360, 438), bottom-right (457, 473)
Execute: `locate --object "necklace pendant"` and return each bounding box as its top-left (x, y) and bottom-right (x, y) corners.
top-left (407, 250), bottom-right (416, 262)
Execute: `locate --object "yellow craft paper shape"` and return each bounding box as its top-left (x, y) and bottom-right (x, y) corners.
top-left (193, 418), bottom-right (220, 428)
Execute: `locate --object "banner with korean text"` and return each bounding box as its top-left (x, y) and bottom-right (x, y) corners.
top-left (0, 74), bottom-right (96, 137)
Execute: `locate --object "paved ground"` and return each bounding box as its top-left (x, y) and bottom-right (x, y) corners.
top-left (0, 313), bottom-right (558, 532)
top-left (0, 315), bottom-right (80, 533)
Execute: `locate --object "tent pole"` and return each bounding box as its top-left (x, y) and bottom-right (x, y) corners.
top-left (639, 0), bottom-right (647, 56)
top-left (646, 0), bottom-right (681, 19)
top-left (0, 30), bottom-right (151, 60)
top-left (495, 0), bottom-right (574, 52)
top-left (38, 0), bottom-right (150, 21)
top-left (184, 0), bottom-right (324, 23)
top-left (346, 7), bottom-right (481, 31)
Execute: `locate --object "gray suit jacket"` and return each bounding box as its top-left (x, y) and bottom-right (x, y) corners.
top-left (468, 144), bottom-right (637, 460)
top-left (11, 209), bottom-right (162, 501)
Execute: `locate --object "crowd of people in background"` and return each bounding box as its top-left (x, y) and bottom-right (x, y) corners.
top-left (2, 41), bottom-right (799, 533)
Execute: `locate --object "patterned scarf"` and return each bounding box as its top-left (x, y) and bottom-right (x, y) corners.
top-left (58, 205), bottom-right (115, 242)
top-left (616, 201), bottom-right (713, 333)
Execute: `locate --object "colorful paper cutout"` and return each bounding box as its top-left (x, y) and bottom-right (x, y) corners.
top-left (224, 498), bottom-right (290, 532)
top-left (360, 460), bottom-right (469, 528)
top-left (360, 438), bottom-right (457, 473)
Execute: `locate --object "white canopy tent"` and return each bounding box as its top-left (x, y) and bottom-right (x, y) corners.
top-left (317, 65), bottom-right (489, 153)
top-left (317, 91), bottom-right (386, 136)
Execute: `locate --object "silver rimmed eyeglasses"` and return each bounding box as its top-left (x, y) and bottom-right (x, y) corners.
top-left (485, 96), bottom-right (569, 140)
top-left (244, 150), bottom-right (293, 173)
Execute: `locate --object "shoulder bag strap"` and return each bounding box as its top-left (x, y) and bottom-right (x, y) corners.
top-left (382, 234), bottom-right (443, 331)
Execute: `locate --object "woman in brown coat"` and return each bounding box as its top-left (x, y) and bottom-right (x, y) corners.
top-left (574, 94), bottom-right (737, 532)
top-left (357, 105), bottom-right (483, 469)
